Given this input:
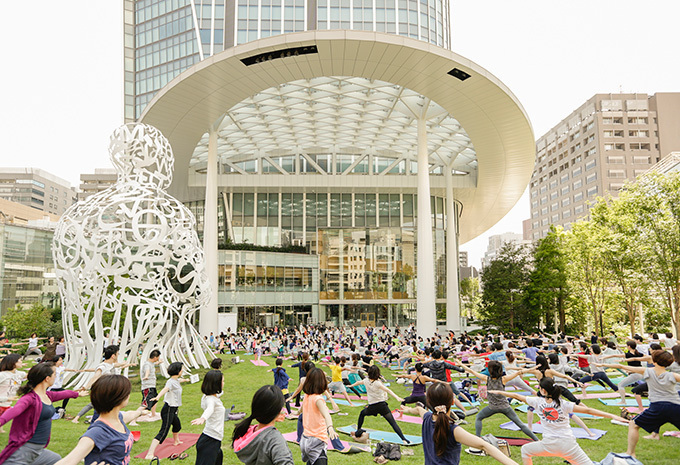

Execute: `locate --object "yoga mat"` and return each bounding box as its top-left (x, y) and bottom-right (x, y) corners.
top-left (281, 432), bottom-right (371, 453)
top-left (496, 436), bottom-right (533, 446)
top-left (599, 398), bottom-right (649, 407)
top-left (663, 431), bottom-right (680, 438)
top-left (499, 421), bottom-right (607, 440)
top-left (332, 394), bottom-right (364, 401)
top-left (337, 425), bottom-right (422, 445)
top-left (392, 411), bottom-right (423, 424)
top-left (250, 359), bottom-right (269, 366)
top-left (332, 399), bottom-right (365, 407)
top-left (624, 407), bottom-right (646, 414)
top-left (134, 433), bottom-right (200, 459)
top-left (575, 392), bottom-right (621, 399)
top-left (569, 385), bottom-right (607, 392)
top-left (513, 403), bottom-right (598, 419)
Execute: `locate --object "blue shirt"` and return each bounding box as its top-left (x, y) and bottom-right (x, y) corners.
top-left (422, 411), bottom-right (461, 465)
top-left (273, 367), bottom-right (290, 390)
top-left (29, 402), bottom-right (55, 445)
top-left (522, 347), bottom-right (539, 362)
top-left (83, 413), bottom-right (134, 465)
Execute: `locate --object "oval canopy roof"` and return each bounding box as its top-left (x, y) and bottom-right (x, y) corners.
top-left (140, 30), bottom-right (535, 244)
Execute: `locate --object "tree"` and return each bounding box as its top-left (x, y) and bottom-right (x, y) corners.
top-left (564, 220), bottom-right (615, 336)
top-left (590, 196), bottom-right (650, 336)
top-left (479, 242), bottom-right (538, 331)
top-left (460, 276), bottom-right (482, 320)
top-left (617, 172), bottom-right (680, 335)
top-left (0, 303), bottom-right (62, 339)
top-left (526, 225), bottom-right (569, 333)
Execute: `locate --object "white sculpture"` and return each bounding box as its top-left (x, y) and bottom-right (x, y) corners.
top-left (53, 123), bottom-right (212, 385)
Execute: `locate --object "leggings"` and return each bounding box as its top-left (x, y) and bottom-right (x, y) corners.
top-left (521, 437), bottom-right (591, 465)
top-left (557, 385), bottom-right (581, 404)
top-left (401, 394), bottom-right (427, 406)
top-left (632, 382), bottom-right (648, 395)
top-left (618, 373), bottom-right (643, 392)
top-left (155, 403), bottom-right (181, 443)
top-left (283, 393), bottom-right (291, 414)
top-left (579, 371), bottom-right (618, 391)
top-left (475, 406), bottom-right (539, 441)
top-left (506, 376), bottom-right (535, 393)
top-left (195, 433), bottom-right (223, 465)
top-left (77, 402), bottom-right (93, 418)
top-left (356, 401), bottom-right (409, 443)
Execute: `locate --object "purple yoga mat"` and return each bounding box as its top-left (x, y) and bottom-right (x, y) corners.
top-left (499, 421), bottom-right (607, 440)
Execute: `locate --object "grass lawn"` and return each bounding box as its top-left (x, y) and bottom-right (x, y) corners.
top-left (9, 353), bottom-right (679, 464)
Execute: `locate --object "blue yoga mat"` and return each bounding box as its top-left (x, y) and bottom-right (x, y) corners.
top-left (337, 425), bottom-right (422, 445)
top-left (599, 398), bottom-right (649, 407)
top-left (499, 421), bottom-right (607, 440)
top-left (569, 385), bottom-right (607, 392)
top-left (513, 403), bottom-right (598, 419)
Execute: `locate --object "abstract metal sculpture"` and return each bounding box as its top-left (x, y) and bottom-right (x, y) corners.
top-left (53, 123), bottom-right (211, 385)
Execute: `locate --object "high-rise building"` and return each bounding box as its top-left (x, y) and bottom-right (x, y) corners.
top-left (528, 93), bottom-right (680, 240)
top-left (482, 232), bottom-right (529, 268)
top-left (78, 168), bottom-right (118, 201)
top-left (0, 168), bottom-right (77, 217)
top-left (125, 0), bottom-right (535, 334)
top-left (458, 251), bottom-right (468, 268)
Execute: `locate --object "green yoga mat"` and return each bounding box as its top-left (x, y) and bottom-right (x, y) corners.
top-left (599, 398), bottom-right (649, 407)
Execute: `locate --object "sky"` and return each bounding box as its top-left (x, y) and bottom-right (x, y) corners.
top-left (1, 1), bottom-right (679, 268)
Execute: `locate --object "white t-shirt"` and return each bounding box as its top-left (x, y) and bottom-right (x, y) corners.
top-left (141, 361), bottom-right (157, 390)
top-left (526, 396), bottom-right (575, 440)
top-left (164, 378), bottom-right (183, 407)
top-left (364, 379), bottom-right (388, 404)
top-left (200, 395), bottom-right (226, 441)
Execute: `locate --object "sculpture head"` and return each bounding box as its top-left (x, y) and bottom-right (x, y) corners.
top-left (109, 123), bottom-right (174, 188)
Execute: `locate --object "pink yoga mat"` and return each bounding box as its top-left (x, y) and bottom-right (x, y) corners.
top-left (392, 411), bottom-right (423, 424)
top-left (250, 359), bottom-right (269, 366)
top-left (332, 394), bottom-right (364, 400)
top-left (134, 433), bottom-right (200, 459)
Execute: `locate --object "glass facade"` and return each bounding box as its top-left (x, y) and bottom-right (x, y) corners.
top-left (0, 224), bottom-right (58, 315)
top-left (127, 0), bottom-right (452, 119)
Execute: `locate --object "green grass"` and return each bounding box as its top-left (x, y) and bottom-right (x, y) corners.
top-left (11, 354), bottom-right (680, 464)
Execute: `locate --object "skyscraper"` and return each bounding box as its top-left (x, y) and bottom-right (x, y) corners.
top-left (124, 0), bottom-right (535, 335)
top-left (528, 93), bottom-right (680, 240)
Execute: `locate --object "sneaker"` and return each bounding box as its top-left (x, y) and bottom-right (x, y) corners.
top-left (56, 408), bottom-right (65, 420)
top-left (465, 447), bottom-right (486, 456)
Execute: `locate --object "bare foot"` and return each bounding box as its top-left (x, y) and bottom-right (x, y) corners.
top-left (615, 401), bottom-right (627, 405)
top-left (174, 440), bottom-right (183, 446)
top-left (71, 418), bottom-right (80, 424)
top-left (643, 433), bottom-right (660, 440)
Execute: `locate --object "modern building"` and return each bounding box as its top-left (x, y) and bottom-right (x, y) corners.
top-left (0, 199), bottom-right (60, 225)
top-left (528, 93), bottom-right (680, 240)
top-left (481, 232), bottom-right (529, 268)
top-left (78, 168), bottom-right (117, 201)
top-left (458, 251), bottom-right (468, 268)
top-left (0, 168), bottom-right (77, 217)
top-left (124, 0), bottom-right (535, 335)
top-left (0, 221), bottom-right (58, 315)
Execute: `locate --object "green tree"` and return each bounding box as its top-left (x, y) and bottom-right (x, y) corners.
top-left (479, 242), bottom-right (537, 331)
top-left (460, 276), bottom-right (482, 320)
top-left (0, 303), bottom-right (62, 339)
top-left (526, 225), bottom-right (569, 333)
top-left (564, 220), bottom-right (615, 336)
top-left (590, 196), bottom-right (650, 336)
top-left (617, 172), bottom-right (680, 335)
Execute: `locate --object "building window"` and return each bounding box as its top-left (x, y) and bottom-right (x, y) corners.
top-left (586, 173), bottom-right (597, 184)
top-left (561, 186), bottom-right (570, 195)
top-left (608, 170), bottom-right (626, 178)
top-left (587, 186), bottom-right (598, 197)
top-left (573, 179), bottom-right (583, 189)
top-left (562, 197), bottom-right (571, 207)
top-left (630, 143), bottom-right (650, 150)
top-left (633, 156), bottom-right (651, 164)
top-left (607, 156), bottom-right (624, 164)
top-left (574, 192), bottom-right (583, 202)
top-left (586, 160), bottom-right (597, 171)
top-left (541, 207), bottom-right (548, 215)
top-left (573, 166), bottom-right (582, 176)
top-left (563, 210), bottom-right (571, 219)
top-left (574, 204), bottom-right (584, 214)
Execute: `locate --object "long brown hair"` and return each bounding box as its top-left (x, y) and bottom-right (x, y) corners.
top-left (426, 383), bottom-right (454, 456)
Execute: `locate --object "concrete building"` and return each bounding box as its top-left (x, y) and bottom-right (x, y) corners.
top-left (125, 0), bottom-right (535, 335)
top-left (0, 168), bottom-right (77, 217)
top-left (459, 251), bottom-right (468, 268)
top-left (482, 232), bottom-right (529, 268)
top-left (528, 93), bottom-right (680, 240)
top-left (78, 168), bottom-right (117, 201)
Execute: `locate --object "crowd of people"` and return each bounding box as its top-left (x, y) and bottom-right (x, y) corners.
top-left (0, 323), bottom-right (678, 465)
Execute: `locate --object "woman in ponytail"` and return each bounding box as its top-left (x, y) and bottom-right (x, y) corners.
top-left (399, 383), bottom-right (518, 465)
top-left (0, 362), bottom-right (87, 465)
top-left (489, 377), bottom-right (628, 465)
top-left (233, 385), bottom-right (293, 465)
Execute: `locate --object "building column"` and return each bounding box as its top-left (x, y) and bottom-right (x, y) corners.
top-left (446, 166), bottom-right (461, 332)
top-left (416, 118), bottom-right (436, 338)
top-left (200, 127), bottom-right (219, 337)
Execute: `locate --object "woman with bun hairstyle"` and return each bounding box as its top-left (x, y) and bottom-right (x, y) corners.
top-left (399, 383), bottom-right (518, 465)
top-left (0, 362), bottom-right (86, 465)
top-left (490, 377), bottom-right (628, 465)
top-left (232, 385), bottom-right (293, 465)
